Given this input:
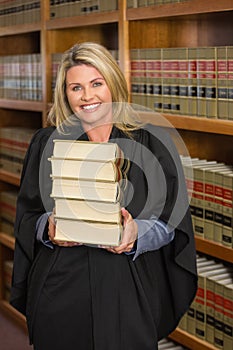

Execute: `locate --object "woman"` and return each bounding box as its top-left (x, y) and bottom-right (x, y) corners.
top-left (10, 42), bottom-right (197, 350)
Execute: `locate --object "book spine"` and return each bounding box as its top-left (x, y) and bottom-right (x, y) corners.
top-left (214, 280), bottom-right (231, 349)
top-left (223, 284), bottom-right (233, 350)
top-left (206, 47), bottom-right (217, 118)
top-left (217, 47), bottom-right (228, 120)
top-left (228, 46), bottom-right (233, 120)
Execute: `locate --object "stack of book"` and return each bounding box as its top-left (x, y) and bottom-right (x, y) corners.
top-left (50, 140), bottom-right (129, 246)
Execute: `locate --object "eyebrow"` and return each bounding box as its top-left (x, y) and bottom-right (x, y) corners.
top-left (68, 77), bottom-right (105, 86)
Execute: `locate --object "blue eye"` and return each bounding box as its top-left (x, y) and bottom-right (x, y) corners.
top-left (93, 81), bottom-right (102, 87)
top-left (73, 85), bottom-right (82, 91)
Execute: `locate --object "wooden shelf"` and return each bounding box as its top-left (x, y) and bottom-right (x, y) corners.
top-left (195, 236), bottom-right (233, 264)
top-left (0, 171), bottom-right (20, 187)
top-left (140, 112), bottom-right (233, 136)
top-left (127, 0), bottom-right (233, 20)
top-left (0, 99), bottom-right (44, 112)
top-left (170, 328), bottom-right (217, 350)
top-left (0, 2), bottom-right (232, 348)
top-left (0, 233), bottom-right (15, 250)
top-left (46, 11), bottom-right (119, 29)
top-left (0, 22), bottom-right (41, 37)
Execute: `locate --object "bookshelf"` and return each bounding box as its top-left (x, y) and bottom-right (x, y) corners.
top-left (0, 1), bottom-right (232, 349)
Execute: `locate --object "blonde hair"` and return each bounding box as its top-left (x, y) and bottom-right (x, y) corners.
top-left (47, 42), bottom-right (142, 134)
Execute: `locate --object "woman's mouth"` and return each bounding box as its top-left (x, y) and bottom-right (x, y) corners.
top-left (80, 103), bottom-right (101, 111)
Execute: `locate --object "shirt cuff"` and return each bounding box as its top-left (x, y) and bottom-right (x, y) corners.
top-left (132, 218), bottom-right (175, 260)
top-left (36, 212), bottom-right (54, 249)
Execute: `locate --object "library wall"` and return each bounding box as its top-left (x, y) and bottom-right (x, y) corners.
top-left (0, 1), bottom-right (232, 349)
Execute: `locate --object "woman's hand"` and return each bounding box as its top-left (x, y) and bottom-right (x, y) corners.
top-left (104, 208), bottom-right (138, 254)
top-left (48, 211), bottom-right (81, 247)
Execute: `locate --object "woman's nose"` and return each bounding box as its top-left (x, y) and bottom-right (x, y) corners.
top-left (81, 87), bottom-right (93, 101)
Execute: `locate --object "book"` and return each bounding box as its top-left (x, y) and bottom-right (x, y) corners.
top-left (204, 165), bottom-right (230, 242)
top-left (227, 46), bottom-right (233, 120)
top-left (195, 264), bottom-right (228, 340)
top-left (52, 139), bottom-right (124, 163)
top-left (186, 258), bottom-right (217, 336)
top-left (50, 140), bottom-right (129, 182)
top-left (54, 217), bottom-right (122, 246)
top-left (214, 169), bottom-right (233, 244)
top-left (51, 177), bottom-right (123, 203)
top-left (222, 172), bottom-right (233, 248)
top-left (55, 198), bottom-right (122, 223)
top-left (217, 46), bottom-right (228, 120)
top-left (50, 157), bottom-right (126, 182)
top-left (206, 272), bottom-right (233, 345)
top-left (223, 283), bottom-right (233, 350)
top-left (214, 278), bottom-right (233, 349)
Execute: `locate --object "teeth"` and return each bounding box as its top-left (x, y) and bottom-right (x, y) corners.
top-left (82, 103), bottom-right (100, 110)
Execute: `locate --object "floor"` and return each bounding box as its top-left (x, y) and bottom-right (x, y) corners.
top-left (0, 310), bottom-right (33, 350)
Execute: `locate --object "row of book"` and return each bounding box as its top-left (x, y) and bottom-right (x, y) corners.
top-left (179, 254), bottom-right (233, 350)
top-left (0, 190), bottom-right (18, 236)
top-left (130, 46), bottom-right (233, 119)
top-left (0, 127), bottom-right (36, 176)
top-left (50, 0), bottom-right (118, 19)
top-left (0, 0), bottom-right (40, 27)
top-left (0, 54), bottom-right (42, 101)
top-left (181, 156), bottom-right (233, 248)
top-left (127, 0), bottom-right (190, 8)
top-left (0, 190), bottom-right (18, 237)
top-left (50, 139), bottom-right (129, 246)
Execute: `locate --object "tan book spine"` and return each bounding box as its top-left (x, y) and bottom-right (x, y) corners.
top-left (197, 47), bottom-right (207, 117)
top-left (196, 266), bottom-right (228, 340)
top-left (188, 48), bottom-right (198, 116)
top-left (227, 46), bottom-right (233, 120)
top-left (130, 48), bottom-right (143, 106)
top-left (214, 278), bottom-right (233, 349)
top-left (161, 48), bottom-right (172, 114)
top-left (175, 47), bottom-right (188, 115)
top-left (145, 48), bottom-right (161, 112)
top-left (206, 47), bottom-right (217, 118)
top-left (127, 0), bottom-right (138, 8)
top-left (214, 170), bottom-right (233, 243)
top-left (217, 46), bottom-right (228, 119)
top-left (223, 283), bottom-right (233, 350)
top-left (206, 272), bottom-right (233, 345)
top-left (186, 260), bottom-right (221, 336)
top-left (222, 173), bottom-right (233, 247)
top-left (204, 166), bottom-right (226, 241)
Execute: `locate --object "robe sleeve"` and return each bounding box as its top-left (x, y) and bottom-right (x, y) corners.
top-left (135, 124), bottom-right (198, 339)
top-left (10, 127), bottom-right (54, 315)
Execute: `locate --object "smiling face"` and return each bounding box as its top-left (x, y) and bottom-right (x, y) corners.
top-left (66, 64), bottom-right (113, 130)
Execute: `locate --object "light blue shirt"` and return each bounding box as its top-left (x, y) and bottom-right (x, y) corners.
top-left (36, 213), bottom-right (174, 261)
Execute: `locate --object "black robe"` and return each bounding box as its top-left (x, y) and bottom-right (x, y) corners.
top-left (10, 123), bottom-right (197, 350)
